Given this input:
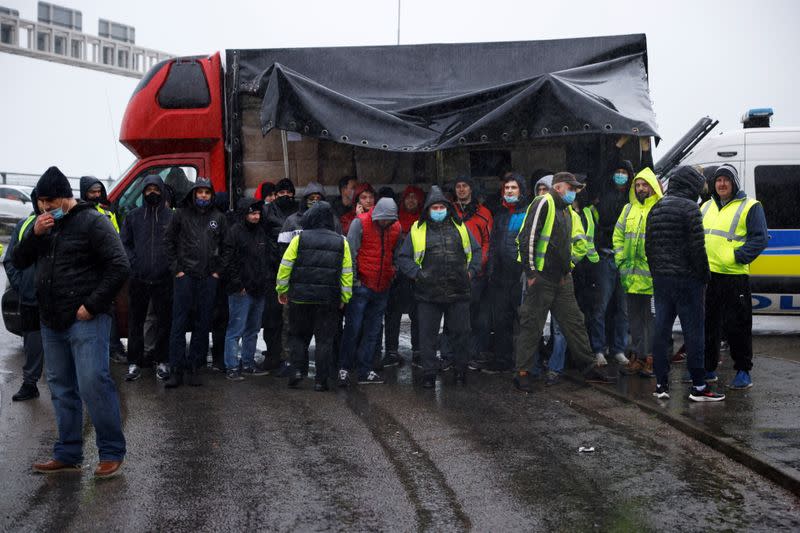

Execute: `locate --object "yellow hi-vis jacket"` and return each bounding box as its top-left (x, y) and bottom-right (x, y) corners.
top-left (701, 196), bottom-right (760, 275)
top-left (409, 218), bottom-right (472, 267)
top-left (517, 193), bottom-right (589, 271)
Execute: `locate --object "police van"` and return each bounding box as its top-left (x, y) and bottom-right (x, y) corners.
top-left (657, 109), bottom-right (800, 314)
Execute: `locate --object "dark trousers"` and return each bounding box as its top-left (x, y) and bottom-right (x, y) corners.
top-left (515, 274), bottom-right (595, 374)
top-left (168, 275), bottom-right (218, 371)
top-left (489, 279), bottom-right (523, 367)
top-left (705, 273), bottom-right (753, 372)
top-left (652, 275), bottom-right (706, 387)
top-left (384, 276), bottom-right (418, 353)
top-left (417, 300), bottom-right (471, 376)
top-left (262, 284), bottom-right (284, 362)
top-left (468, 276), bottom-right (490, 356)
top-left (128, 278), bottom-right (172, 367)
top-left (211, 283), bottom-right (229, 368)
top-left (288, 302), bottom-right (339, 382)
top-left (22, 329), bottom-right (44, 385)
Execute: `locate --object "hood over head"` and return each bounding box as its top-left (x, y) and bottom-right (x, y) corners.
top-left (140, 174), bottom-right (167, 208)
top-left (666, 165), bottom-right (705, 201)
top-left (711, 164), bottom-right (741, 202)
top-left (534, 174), bottom-right (553, 192)
top-left (183, 177), bottom-right (216, 207)
top-left (614, 159), bottom-right (635, 181)
top-left (400, 185), bottom-right (424, 211)
top-left (299, 181), bottom-right (326, 213)
top-left (301, 200), bottom-right (335, 231)
top-left (421, 185), bottom-right (456, 222)
top-left (629, 167), bottom-right (663, 204)
top-left (237, 197), bottom-right (264, 221)
top-left (371, 197), bottom-right (399, 222)
top-left (79, 176), bottom-right (107, 203)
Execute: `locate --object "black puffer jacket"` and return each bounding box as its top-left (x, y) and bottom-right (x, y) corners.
top-left (645, 166), bottom-right (710, 282)
top-left (164, 178), bottom-right (227, 278)
top-left (396, 186), bottom-right (481, 303)
top-left (223, 198), bottom-right (272, 296)
top-left (120, 174), bottom-right (173, 282)
top-left (290, 201), bottom-right (345, 305)
top-left (595, 158), bottom-right (634, 253)
top-left (12, 201), bottom-right (130, 330)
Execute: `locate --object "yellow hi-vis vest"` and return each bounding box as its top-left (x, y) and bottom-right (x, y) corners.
top-left (516, 194), bottom-right (586, 271)
top-left (409, 218), bottom-right (472, 267)
top-left (18, 215), bottom-right (36, 240)
top-left (96, 205), bottom-right (120, 233)
top-left (574, 205), bottom-right (600, 264)
top-left (701, 196), bottom-right (759, 275)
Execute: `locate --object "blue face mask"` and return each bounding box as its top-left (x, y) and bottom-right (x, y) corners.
top-left (503, 195), bottom-right (519, 204)
top-left (49, 207), bottom-right (64, 220)
top-left (195, 198), bottom-right (211, 208)
top-left (429, 208), bottom-right (447, 222)
top-left (613, 172), bottom-right (628, 186)
top-left (562, 191), bottom-right (576, 204)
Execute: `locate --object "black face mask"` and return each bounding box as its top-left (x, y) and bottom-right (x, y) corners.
top-left (275, 195), bottom-right (295, 210)
top-left (144, 192), bottom-right (161, 206)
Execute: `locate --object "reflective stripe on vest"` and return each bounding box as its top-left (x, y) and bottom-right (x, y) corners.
top-left (515, 194), bottom-right (555, 271)
top-left (582, 206), bottom-right (600, 263)
top-left (409, 219), bottom-right (472, 267)
top-left (701, 197), bottom-right (758, 274)
top-left (18, 215), bottom-right (36, 241)
top-left (96, 205), bottom-right (120, 233)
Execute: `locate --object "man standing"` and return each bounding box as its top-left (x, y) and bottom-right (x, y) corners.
top-left (222, 198), bottom-right (273, 380)
top-left (613, 168), bottom-right (662, 377)
top-left (339, 197), bottom-right (402, 386)
top-left (701, 164), bottom-right (768, 389)
top-left (331, 175), bottom-right (358, 219)
top-left (340, 183), bottom-right (376, 234)
top-left (513, 172), bottom-right (614, 393)
top-left (396, 186), bottom-right (482, 388)
top-left (646, 166), bottom-right (724, 401)
top-left (4, 192), bottom-right (43, 401)
top-left (163, 178), bottom-right (227, 388)
top-left (453, 176), bottom-right (493, 365)
top-left (13, 166), bottom-right (129, 477)
top-left (276, 201), bottom-right (353, 391)
top-left (120, 175), bottom-right (174, 382)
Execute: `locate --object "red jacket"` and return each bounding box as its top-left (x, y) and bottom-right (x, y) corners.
top-left (356, 211), bottom-right (402, 292)
top-left (398, 185), bottom-right (424, 233)
top-left (454, 201), bottom-right (493, 274)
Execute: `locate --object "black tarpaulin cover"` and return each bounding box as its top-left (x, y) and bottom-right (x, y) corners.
top-left (232, 34), bottom-right (658, 152)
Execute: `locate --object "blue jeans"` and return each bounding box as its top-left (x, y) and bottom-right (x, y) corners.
top-left (169, 275), bottom-right (218, 370)
top-left (652, 275), bottom-right (706, 387)
top-left (531, 316), bottom-right (566, 375)
top-left (340, 285), bottom-right (390, 379)
top-left (40, 314), bottom-right (126, 464)
top-left (588, 256), bottom-right (628, 354)
top-left (224, 292), bottom-right (266, 370)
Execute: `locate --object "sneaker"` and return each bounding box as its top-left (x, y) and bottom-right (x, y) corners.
top-left (720, 340), bottom-right (730, 351)
top-left (544, 371), bottom-right (561, 387)
top-left (728, 370), bottom-right (753, 390)
top-left (585, 366), bottom-right (617, 384)
top-left (595, 352), bottom-right (608, 366)
top-left (439, 358), bottom-right (453, 372)
top-left (226, 369), bottom-right (244, 381)
top-left (481, 360), bottom-right (513, 374)
top-left (125, 364), bottom-right (141, 382)
top-left (382, 352), bottom-right (401, 367)
top-left (653, 383), bottom-right (670, 399)
top-left (621, 356), bottom-right (643, 375)
top-left (422, 374), bottom-right (436, 389)
top-left (454, 369), bottom-right (467, 385)
top-left (689, 386), bottom-right (725, 402)
top-left (338, 369), bottom-right (351, 388)
top-left (467, 359), bottom-right (484, 371)
top-left (613, 352), bottom-right (629, 365)
top-left (288, 369), bottom-right (303, 389)
top-left (358, 371), bottom-right (385, 385)
top-left (513, 371), bottom-right (532, 393)
top-left (638, 356), bottom-right (655, 378)
top-left (12, 383), bottom-right (39, 401)
top-left (704, 371), bottom-right (718, 383)
top-left (671, 347), bottom-right (687, 364)
top-left (156, 363), bottom-right (170, 381)
top-left (242, 367), bottom-right (269, 377)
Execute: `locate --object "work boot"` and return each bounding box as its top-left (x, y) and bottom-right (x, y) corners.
top-left (33, 459), bottom-right (81, 474)
top-left (164, 368), bottom-right (183, 389)
top-left (12, 382), bottom-right (39, 401)
top-left (639, 356), bottom-right (655, 378)
top-left (585, 366), bottom-right (617, 384)
top-left (454, 369), bottom-right (467, 386)
top-left (513, 371), bottom-right (532, 393)
top-left (94, 460), bottom-right (123, 478)
top-left (621, 355), bottom-right (643, 375)
top-left (288, 369), bottom-right (303, 389)
top-left (422, 374), bottom-right (436, 389)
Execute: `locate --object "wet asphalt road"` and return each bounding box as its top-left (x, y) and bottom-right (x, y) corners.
top-left (2, 315), bottom-right (799, 533)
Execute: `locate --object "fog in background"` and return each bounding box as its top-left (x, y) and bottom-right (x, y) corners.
top-left (1, 0), bottom-right (798, 179)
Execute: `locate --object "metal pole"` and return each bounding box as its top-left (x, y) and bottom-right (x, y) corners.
top-left (397, 0), bottom-right (401, 45)
top-left (281, 129), bottom-right (291, 181)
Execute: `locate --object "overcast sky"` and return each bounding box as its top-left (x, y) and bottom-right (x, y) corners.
top-left (1, 0), bottom-right (798, 179)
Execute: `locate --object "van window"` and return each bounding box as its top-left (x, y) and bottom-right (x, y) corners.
top-left (753, 165), bottom-right (800, 229)
top-left (115, 165), bottom-right (198, 221)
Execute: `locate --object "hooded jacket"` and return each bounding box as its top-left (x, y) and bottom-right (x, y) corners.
top-left (534, 174), bottom-right (553, 193)
top-left (222, 198), bottom-right (272, 296)
top-left (595, 157), bottom-right (634, 253)
top-left (398, 185), bottom-right (424, 233)
top-left (12, 200), bottom-right (130, 331)
top-left (702, 164), bottom-right (769, 268)
top-left (612, 168), bottom-right (663, 294)
top-left (347, 197), bottom-right (402, 293)
top-left (453, 192), bottom-right (493, 276)
top-left (645, 166), bottom-right (709, 281)
top-left (120, 174), bottom-right (174, 282)
top-left (278, 182), bottom-right (342, 248)
top-left (80, 176), bottom-right (118, 231)
top-left (164, 178), bottom-right (227, 278)
top-left (487, 175), bottom-right (529, 284)
top-left (396, 186), bottom-right (481, 303)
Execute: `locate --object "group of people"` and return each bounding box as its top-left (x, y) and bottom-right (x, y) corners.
top-left (4, 134), bottom-right (768, 476)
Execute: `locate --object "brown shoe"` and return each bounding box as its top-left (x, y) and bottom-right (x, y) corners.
top-left (32, 459), bottom-right (81, 474)
top-left (639, 356), bottom-right (655, 378)
top-left (621, 355), bottom-right (643, 375)
top-left (94, 460), bottom-right (123, 478)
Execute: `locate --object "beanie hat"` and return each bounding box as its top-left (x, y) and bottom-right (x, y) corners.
top-left (454, 175), bottom-right (475, 191)
top-left (256, 181), bottom-right (276, 200)
top-left (276, 178), bottom-right (295, 195)
top-left (36, 166), bottom-right (73, 198)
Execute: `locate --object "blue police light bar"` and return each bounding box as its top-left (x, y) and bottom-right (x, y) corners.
top-left (747, 108), bottom-right (774, 118)
top-left (742, 108), bottom-right (773, 128)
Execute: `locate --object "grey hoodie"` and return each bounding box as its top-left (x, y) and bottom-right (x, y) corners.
top-left (346, 198), bottom-right (400, 277)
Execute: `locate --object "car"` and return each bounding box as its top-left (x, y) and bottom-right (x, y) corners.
top-left (0, 185), bottom-right (35, 222)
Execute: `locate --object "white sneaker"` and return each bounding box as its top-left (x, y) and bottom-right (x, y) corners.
top-left (595, 353), bottom-right (608, 366)
top-left (125, 364), bottom-right (141, 382)
top-left (613, 352), bottom-right (629, 365)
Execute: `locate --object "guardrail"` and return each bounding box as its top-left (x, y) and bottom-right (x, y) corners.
top-left (0, 12), bottom-right (172, 78)
top-left (0, 170), bottom-right (115, 194)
